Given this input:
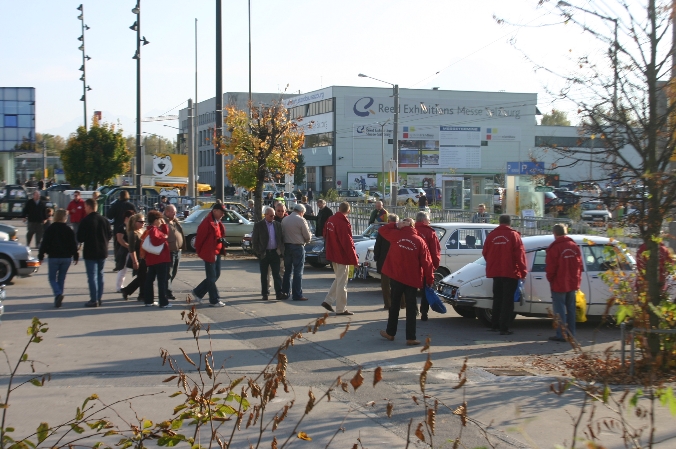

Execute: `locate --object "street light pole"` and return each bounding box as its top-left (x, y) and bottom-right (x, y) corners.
top-left (378, 119), bottom-right (390, 194)
top-left (358, 73), bottom-right (399, 207)
top-left (131, 2), bottom-right (149, 198)
top-left (77, 4), bottom-right (91, 130)
top-left (215, 0), bottom-right (224, 201)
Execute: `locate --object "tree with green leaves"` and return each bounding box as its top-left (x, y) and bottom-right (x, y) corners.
top-left (219, 102), bottom-right (304, 222)
top-left (540, 109), bottom-right (571, 126)
top-left (61, 120), bottom-right (131, 188)
top-left (293, 152), bottom-right (306, 188)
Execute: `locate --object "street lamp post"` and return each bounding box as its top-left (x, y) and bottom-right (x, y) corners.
top-left (77, 4), bottom-right (91, 130)
top-left (215, 0), bottom-right (224, 201)
top-left (377, 119), bottom-right (390, 195)
top-left (358, 73), bottom-right (399, 207)
top-left (130, 2), bottom-right (150, 198)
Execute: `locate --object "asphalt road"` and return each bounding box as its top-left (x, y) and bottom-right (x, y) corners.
top-left (0, 220), bottom-right (672, 449)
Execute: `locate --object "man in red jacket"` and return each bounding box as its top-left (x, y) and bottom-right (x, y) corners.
top-left (193, 203), bottom-right (227, 307)
top-left (545, 224), bottom-right (582, 342)
top-left (378, 218), bottom-right (434, 346)
top-left (482, 215), bottom-right (527, 335)
top-left (321, 202), bottom-right (359, 315)
top-left (66, 190), bottom-right (86, 239)
top-left (415, 211), bottom-right (441, 321)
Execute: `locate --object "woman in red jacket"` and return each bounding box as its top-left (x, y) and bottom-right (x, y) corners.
top-left (378, 218), bottom-right (435, 346)
top-left (143, 210), bottom-right (171, 308)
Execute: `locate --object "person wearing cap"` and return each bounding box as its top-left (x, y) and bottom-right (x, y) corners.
top-left (192, 203), bottom-right (227, 307)
top-left (66, 190), bottom-right (86, 238)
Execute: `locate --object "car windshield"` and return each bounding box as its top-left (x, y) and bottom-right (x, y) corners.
top-left (474, 256), bottom-right (487, 266)
top-left (582, 202), bottom-right (605, 210)
top-left (361, 224), bottom-right (383, 238)
top-left (184, 209), bottom-right (209, 223)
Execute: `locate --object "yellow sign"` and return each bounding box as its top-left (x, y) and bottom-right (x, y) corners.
top-left (151, 154), bottom-right (188, 178)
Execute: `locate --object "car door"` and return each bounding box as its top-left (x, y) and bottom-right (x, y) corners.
top-left (580, 245), bottom-right (609, 307)
top-left (527, 248), bottom-right (550, 314)
top-left (442, 227), bottom-right (486, 273)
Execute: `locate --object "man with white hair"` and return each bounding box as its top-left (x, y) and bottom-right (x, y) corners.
top-left (281, 203), bottom-right (312, 301)
top-left (252, 207), bottom-right (284, 300)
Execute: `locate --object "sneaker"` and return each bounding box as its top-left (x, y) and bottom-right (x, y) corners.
top-left (145, 302), bottom-right (159, 307)
top-left (209, 301), bottom-right (226, 307)
top-left (160, 303), bottom-right (173, 309)
top-left (55, 294), bottom-right (64, 308)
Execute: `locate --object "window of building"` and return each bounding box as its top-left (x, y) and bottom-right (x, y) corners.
top-left (303, 132), bottom-right (333, 148)
top-left (3, 115), bottom-right (18, 127)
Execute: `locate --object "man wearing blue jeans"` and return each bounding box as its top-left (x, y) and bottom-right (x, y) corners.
top-left (193, 203), bottom-right (227, 306)
top-left (545, 224), bottom-right (583, 342)
top-left (281, 204), bottom-right (312, 301)
top-left (77, 199), bottom-right (112, 307)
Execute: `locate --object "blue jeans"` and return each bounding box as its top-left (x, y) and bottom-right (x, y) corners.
top-left (552, 290), bottom-right (576, 338)
top-left (145, 262), bottom-right (170, 307)
top-left (282, 244), bottom-right (305, 300)
top-left (84, 258), bottom-right (105, 303)
top-left (194, 255), bottom-right (221, 303)
top-left (47, 257), bottom-right (71, 299)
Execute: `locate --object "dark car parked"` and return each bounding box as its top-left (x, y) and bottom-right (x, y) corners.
top-left (423, 188), bottom-right (442, 204)
top-left (305, 223), bottom-right (383, 268)
top-left (0, 185), bottom-right (29, 219)
top-left (46, 184), bottom-right (72, 192)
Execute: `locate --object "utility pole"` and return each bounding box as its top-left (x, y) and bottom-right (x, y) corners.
top-left (214, 0), bottom-right (224, 201)
top-left (187, 99), bottom-right (195, 198)
top-left (392, 84), bottom-right (399, 207)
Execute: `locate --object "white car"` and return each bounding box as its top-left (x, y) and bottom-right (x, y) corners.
top-left (580, 201), bottom-right (612, 225)
top-left (396, 188), bottom-right (426, 205)
top-left (436, 235), bottom-right (634, 325)
top-left (363, 222), bottom-right (499, 284)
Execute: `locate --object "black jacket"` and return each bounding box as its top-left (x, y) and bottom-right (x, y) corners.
top-left (314, 206), bottom-right (333, 237)
top-left (251, 219), bottom-right (284, 256)
top-left (22, 198), bottom-right (46, 223)
top-left (38, 222), bottom-right (79, 262)
top-left (373, 233), bottom-right (390, 274)
top-left (106, 199), bottom-right (137, 230)
top-left (77, 212), bottom-right (112, 260)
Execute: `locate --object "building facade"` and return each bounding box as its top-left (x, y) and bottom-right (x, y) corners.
top-left (0, 87), bottom-right (35, 183)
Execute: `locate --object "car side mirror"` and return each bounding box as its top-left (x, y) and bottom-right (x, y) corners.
top-left (238, 219), bottom-right (243, 224)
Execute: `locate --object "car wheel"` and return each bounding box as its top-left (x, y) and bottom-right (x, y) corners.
top-left (477, 308), bottom-right (516, 327)
top-left (0, 256), bottom-right (15, 284)
top-left (187, 235), bottom-right (196, 252)
top-left (309, 262), bottom-right (329, 268)
top-left (433, 267), bottom-right (450, 288)
top-left (452, 305), bottom-right (476, 319)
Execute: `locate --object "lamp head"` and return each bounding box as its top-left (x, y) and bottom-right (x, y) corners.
top-left (79, 74), bottom-right (85, 81)
top-left (130, 21), bottom-right (137, 31)
top-left (141, 36), bottom-right (150, 45)
top-left (78, 44), bottom-right (84, 51)
top-left (79, 65), bottom-right (84, 71)
top-left (132, 50), bottom-right (139, 60)
top-left (77, 35), bottom-right (83, 41)
top-left (132, 5), bottom-right (139, 14)
top-left (84, 25), bottom-right (90, 30)
top-left (85, 55), bottom-right (91, 60)
top-left (77, 4), bottom-right (83, 11)
top-left (557, 1), bottom-right (572, 6)
top-left (77, 14), bottom-right (83, 20)
top-left (86, 86), bottom-right (92, 91)
top-left (80, 95), bottom-right (85, 102)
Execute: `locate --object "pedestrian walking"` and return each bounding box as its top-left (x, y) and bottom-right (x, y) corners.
top-left (281, 203), bottom-right (312, 301)
top-left (66, 190), bottom-right (86, 238)
top-left (37, 209), bottom-right (78, 308)
top-left (314, 199), bottom-right (333, 237)
top-left (121, 213), bottom-right (147, 302)
top-left (415, 211), bottom-right (441, 321)
top-left (378, 218), bottom-right (435, 346)
top-left (192, 203), bottom-right (227, 307)
top-left (107, 190), bottom-right (137, 270)
top-left (472, 204), bottom-right (491, 223)
top-left (77, 199), bottom-right (112, 307)
top-left (321, 202), bottom-right (359, 315)
top-left (373, 214), bottom-right (399, 309)
top-left (163, 205), bottom-right (186, 300)
top-left (252, 206), bottom-right (285, 300)
top-left (482, 215), bottom-right (527, 335)
top-left (545, 224), bottom-right (583, 342)
top-left (142, 210), bottom-right (171, 308)
top-left (115, 210), bottom-right (135, 292)
top-left (22, 190), bottom-right (47, 248)
top-left (416, 191), bottom-right (428, 210)
top-left (369, 201), bottom-right (388, 224)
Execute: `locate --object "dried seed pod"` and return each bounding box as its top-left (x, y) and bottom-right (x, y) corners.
top-left (427, 408), bottom-right (436, 435)
top-left (373, 367), bottom-right (383, 387)
top-left (415, 422), bottom-right (425, 442)
top-left (350, 369), bottom-right (364, 391)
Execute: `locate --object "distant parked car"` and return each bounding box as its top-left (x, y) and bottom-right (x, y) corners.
top-left (0, 185), bottom-right (29, 219)
top-left (305, 223), bottom-right (384, 269)
top-left (493, 188), bottom-right (505, 212)
top-left (580, 201), bottom-right (612, 225)
top-left (397, 188), bottom-right (426, 205)
top-left (0, 239), bottom-right (40, 284)
top-left (180, 209), bottom-right (253, 251)
top-left (336, 189), bottom-right (376, 203)
top-left (46, 184), bottom-right (72, 193)
top-left (424, 188), bottom-right (442, 204)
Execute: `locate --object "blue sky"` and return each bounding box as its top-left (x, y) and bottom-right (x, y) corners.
top-left (0, 0), bottom-right (607, 141)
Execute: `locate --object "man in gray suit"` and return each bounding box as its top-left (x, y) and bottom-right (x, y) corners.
top-left (252, 207), bottom-right (285, 300)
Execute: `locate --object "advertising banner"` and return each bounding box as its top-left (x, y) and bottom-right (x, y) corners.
top-left (296, 112), bottom-right (333, 135)
top-left (284, 87), bottom-right (332, 109)
top-left (347, 172), bottom-right (382, 191)
top-left (152, 154), bottom-right (188, 177)
top-left (353, 123), bottom-right (393, 139)
top-left (438, 126), bottom-right (481, 169)
top-left (484, 126), bottom-right (521, 141)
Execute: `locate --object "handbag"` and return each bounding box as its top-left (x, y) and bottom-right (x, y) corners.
top-left (514, 279), bottom-right (525, 302)
top-left (424, 286), bottom-right (447, 314)
top-left (142, 235), bottom-right (164, 255)
top-left (575, 290), bottom-right (587, 323)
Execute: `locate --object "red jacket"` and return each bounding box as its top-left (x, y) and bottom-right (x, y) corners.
top-left (67, 198), bottom-right (86, 223)
top-left (323, 213), bottom-right (358, 266)
top-left (415, 223), bottom-right (440, 270)
top-left (482, 225), bottom-right (527, 279)
top-left (636, 243), bottom-right (673, 290)
top-left (195, 212), bottom-right (225, 263)
top-left (378, 222), bottom-right (434, 288)
top-left (143, 224), bottom-right (171, 266)
top-left (545, 236), bottom-right (582, 292)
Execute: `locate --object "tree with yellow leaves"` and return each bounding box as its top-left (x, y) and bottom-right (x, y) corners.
top-left (219, 102), bottom-right (305, 222)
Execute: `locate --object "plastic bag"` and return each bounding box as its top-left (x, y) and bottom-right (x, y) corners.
top-left (575, 290), bottom-right (587, 323)
top-left (425, 286), bottom-right (447, 314)
top-left (514, 279), bottom-right (525, 302)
